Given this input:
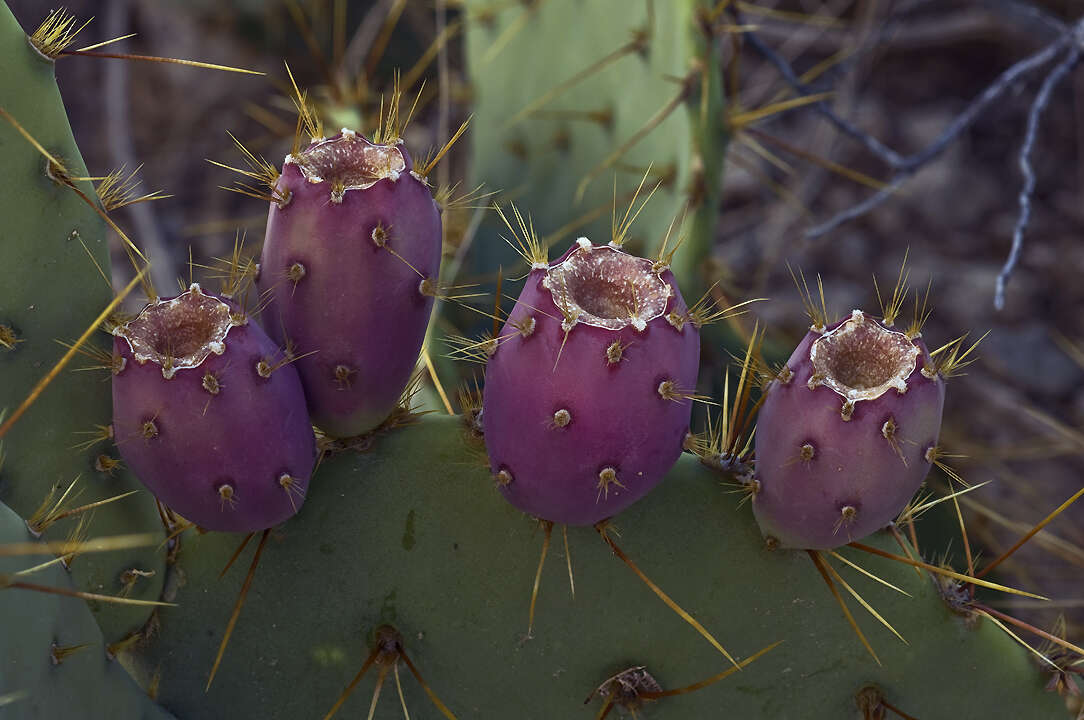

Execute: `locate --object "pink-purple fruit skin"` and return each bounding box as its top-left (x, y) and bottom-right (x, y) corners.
top-left (258, 131), bottom-right (441, 437)
top-left (482, 241), bottom-right (699, 526)
top-left (751, 311), bottom-right (945, 549)
top-left (112, 288), bottom-right (315, 533)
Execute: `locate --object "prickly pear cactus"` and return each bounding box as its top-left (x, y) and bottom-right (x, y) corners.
top-left (0, 1), bottom-right (165, 643)
top-left (0, 501), bottom-right (174, 720)
top-left (483, 238), bottom-right (699, 525)
top-left (129, 416), bottom-right (1065, 719)
top-left (111, 285), bottom-right (316, 532)
top-left (463, 0), bottom-right (725, 294)
top-left (1, 3), bottom-right (1077, 719)
top-left (753, 309), bottom-right (946, 549)
top-left (259, 130), bottom-right (442, 438)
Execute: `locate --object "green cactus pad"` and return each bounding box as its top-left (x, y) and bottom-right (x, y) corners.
top-left (462, 0), bottom-right (725, 295)
top-left (0, 2), bottom-right (165, 642)
top-left (0, 500), bottom-right (174, 720)
top-left (134, 415), bottom-right (1064, 719)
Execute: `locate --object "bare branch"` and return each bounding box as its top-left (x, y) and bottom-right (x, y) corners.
top-left (738, 4), bottom-right (1084, 304)
top-left (740, 27), bottom-right (907, 168)
top-left (984, 0), bottom-right (1068, 36)
top-left (804, 176), bottom-right (907, 239)
top-left (742, 14), bottom-right (1077, 174)
top-left (995, 43), bottom-right (1082, 309)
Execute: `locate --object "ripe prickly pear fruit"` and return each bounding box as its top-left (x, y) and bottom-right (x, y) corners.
top-left (258, 129), bottom-right (442, 437)
top-left (111, 284), bottom-right (315, 532)
top-left (482, 238), bottom-right (699, 525)
top-left (751, 309), bottom-right (945, 549)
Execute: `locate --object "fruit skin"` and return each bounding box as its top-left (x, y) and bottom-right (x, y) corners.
top-left (258, 131), bottom-right (442, 438)
top-left (112, 286), bottom-right (315, 532)
top-left (482, 240), bottom-right (699, 526)
top-left (752, 310), bottom-right (946, 549)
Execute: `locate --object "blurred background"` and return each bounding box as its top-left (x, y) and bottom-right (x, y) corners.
top-left (6, 0), bottom-right (1083, 668)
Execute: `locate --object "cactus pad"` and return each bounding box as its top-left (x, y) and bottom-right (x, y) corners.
top-left (0, 500), bottom-right (174, 719)
top-left (0, 1), bottom-right (165, 642)
top-left (130, 416), bottom-right (1064, 719)
top-left (464, 0), bottom-right (725, 294)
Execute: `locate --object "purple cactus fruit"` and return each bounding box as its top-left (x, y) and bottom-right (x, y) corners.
top-left (751, 309), bottom-right (945, 549)
top-left (111, 284), bottom-right (315, 532)
top-left (258, 129), bottom-right (442, 437)
top-left (482, 238), bottom-right (700, 526)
